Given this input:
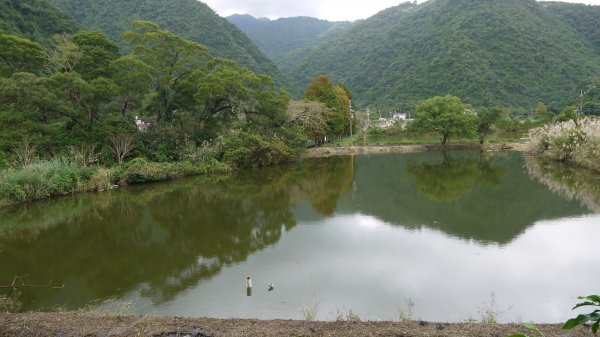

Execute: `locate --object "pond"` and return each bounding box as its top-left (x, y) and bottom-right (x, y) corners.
top-left (1, 150), bottom-right (599, 322)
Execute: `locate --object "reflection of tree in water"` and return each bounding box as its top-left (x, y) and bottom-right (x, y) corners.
top-left (406, 151), bottom-right (505, 202)
top-left (291, 156), bottom-right (354, 216)
top-left (525, 156), bottom-right (600, 212)
top-left (0, 156), bottom-right (355, 310)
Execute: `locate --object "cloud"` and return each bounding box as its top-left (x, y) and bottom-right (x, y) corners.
top-left (203, 0), bottom-right (413, 21)
top-left (203, 0), bottom-right (600, 21)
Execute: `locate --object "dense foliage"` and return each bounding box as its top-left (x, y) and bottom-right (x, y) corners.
top-left (0, 0), bottom-right (78, 46)
top-left (279, 0), bottom-right (600, 112)
top-left (45, 0), bottom-right (288, 86)
top-left (226, 14), bottom-right (348, 62)
top-left (543, 2), bottom-right (600, 54)
top-left (0, 24), bottom-right (304, 206)
top-left (411, 96), bottom-right (476, 145)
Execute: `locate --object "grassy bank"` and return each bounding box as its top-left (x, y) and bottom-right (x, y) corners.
top-left (0, 132), bottom-right (300, 207)
top-left (0, 158), bottom-right (228, 207)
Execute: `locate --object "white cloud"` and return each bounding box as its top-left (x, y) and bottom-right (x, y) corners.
top-left (202, 0), bottom-right (600, 21)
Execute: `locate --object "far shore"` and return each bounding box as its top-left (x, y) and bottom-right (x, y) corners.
top-left (0, 312), bottom-right (590, 337)
top-left (302, 141), bottom-right (528, 158)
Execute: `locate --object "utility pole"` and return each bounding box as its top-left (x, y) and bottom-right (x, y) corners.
top-left (349, 100), bottom-right (353, 147)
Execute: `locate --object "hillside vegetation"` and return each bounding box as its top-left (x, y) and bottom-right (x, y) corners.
top-left (543, 2), bottom-right (600, 54)
top-left (279, 0), bottom-right (600, 111)
top-left (46, 0), bottom-right (287, 85)
top-left (0, 0), bottom-right (79, 46)
top-left (226, 14), bottom-right (349, 61)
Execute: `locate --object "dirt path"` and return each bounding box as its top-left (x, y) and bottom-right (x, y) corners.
top-left (302, 142), bottom-right (527, 158)
top-left (0, 312), bottom-right (590, 337)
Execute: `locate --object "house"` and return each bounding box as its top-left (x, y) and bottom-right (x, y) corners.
top-left (134, 116), bottom-right (151, 132)
top-left (391, 112), bottom-right (409, 121)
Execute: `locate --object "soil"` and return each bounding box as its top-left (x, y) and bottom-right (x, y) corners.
top-left (302, 142), bottom-right (528, 158)
top-left (0, 312), bottom-right (591, 337)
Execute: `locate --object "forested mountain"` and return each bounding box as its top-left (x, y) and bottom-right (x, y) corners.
top-left (279, 0), bottom-right (600, 111)
top-left (542, 2), bottom-right (600, 54)
top-left (0, 0), bottom-right (79, 46)
top-left (226, 14), bottom-right (350, 61)
top-left (45, 0), bottom-right (287, 85)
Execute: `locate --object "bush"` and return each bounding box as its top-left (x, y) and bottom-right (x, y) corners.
top-left (526, 118), bottom-right (600, 172)
top-left (120, 157), bottom-right (172, 183)
top-left (219, 132), bottom-right (294, 169)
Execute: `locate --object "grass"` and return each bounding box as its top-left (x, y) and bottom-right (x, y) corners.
top-left (0, 157), bottom-right (232, 207)
top-left (300, 298), bottom-right (320, 321)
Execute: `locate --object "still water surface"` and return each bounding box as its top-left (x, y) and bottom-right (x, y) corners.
top-left (1, 150), bottom-right (599, 322)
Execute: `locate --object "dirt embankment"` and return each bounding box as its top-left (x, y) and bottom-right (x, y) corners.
top-left (302, 142), bottom-right (528, 158)
top-left (0, 312), bottom-right (590, 337)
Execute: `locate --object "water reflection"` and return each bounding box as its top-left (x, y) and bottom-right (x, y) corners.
top-left (524, 156), bottom-right (600, 212)
top-left (334, 151), bottom-right (588, 244)
top-left (406, 151), bottom-right (505, 202)
top-left (0, 151), bottom-right (596, 315)
top-left (0, 157), bottom-right (354, 310)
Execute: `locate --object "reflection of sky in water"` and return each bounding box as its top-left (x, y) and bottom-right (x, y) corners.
top-left (133, 212), bottom-right (600, 322)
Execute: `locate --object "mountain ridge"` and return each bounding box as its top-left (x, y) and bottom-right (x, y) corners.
top-left (277, 0), bottom-right (600, 111)
top-left (226, 14), bottom-right (350, 62)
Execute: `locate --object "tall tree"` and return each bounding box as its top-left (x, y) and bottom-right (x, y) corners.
top-left (0, 30), bottom-right (48, 76)
top-left (120, 21), bottom-right (210, 123)
top-left (72, 31), bottom-right (120, 80)
top-left (477, 107), bottom-right (505, 144)
top-left (412, 95), bottom-right (476, 145)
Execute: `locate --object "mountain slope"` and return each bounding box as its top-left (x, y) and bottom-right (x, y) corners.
top-left (0, 0), bottom-right (79, 46)
top-left (542, 2), bottom-right (600, 54)
top-left (227, 14), bottom-right (350, 61)
top-left (46, 0), bottom-right (287, 85)
top-left (280, 0), bottom-right (600, 111)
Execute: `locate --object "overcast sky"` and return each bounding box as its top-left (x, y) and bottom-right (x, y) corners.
top-left (202, 0), bottom-right (600, 21)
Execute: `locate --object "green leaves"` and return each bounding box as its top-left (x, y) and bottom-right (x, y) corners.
top-left (0, 30), bottom-right (48, 76)
top-left (412, 95), bottom-right (476, 144)
top-left (562, 295), bottom-right (600, 335)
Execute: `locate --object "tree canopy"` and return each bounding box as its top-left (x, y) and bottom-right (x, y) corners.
top-left (412, 95), bottom-right (476, 145)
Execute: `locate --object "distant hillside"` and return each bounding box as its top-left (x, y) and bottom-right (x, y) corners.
top-left (0, 0), bottom-right (79, 46)
top-left (279, 0), bottom-right (600, 111)
top-left (542, 2), bottom-right (600, 54)
top-left (46, 0), bottom-right (288, 86)
top-left (227, 14), bottom-right (350, 61)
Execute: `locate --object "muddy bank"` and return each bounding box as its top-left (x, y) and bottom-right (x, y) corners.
top-left (302, 142), bottom-right (527, 158)
top-left (0, 312), bottom-right (590, 337)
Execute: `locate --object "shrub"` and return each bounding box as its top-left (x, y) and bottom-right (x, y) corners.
top-left (526, 117), bottom-right (600, 172)
top-left (120, 157), bottom-right (172, 183)
top-left (220, 132), bottom-right (294, 169)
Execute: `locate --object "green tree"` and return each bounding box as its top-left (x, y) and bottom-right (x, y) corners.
top-left (304, 74), bottom-right (352, 138)
top-left (0, 30), bottom-right (48, 76)
top-left (72, 31), bottom-right (120, 80)
top-left (120, 21), bottom-right (210, 124)
top-left (535, 102), bottom-right (550, 119)
top-left (477, 107), bottom-right (505, 144)
top-left (110, 55), bottom-right (153, 117)
top-left (412, 95), bottom-right (476, 145)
